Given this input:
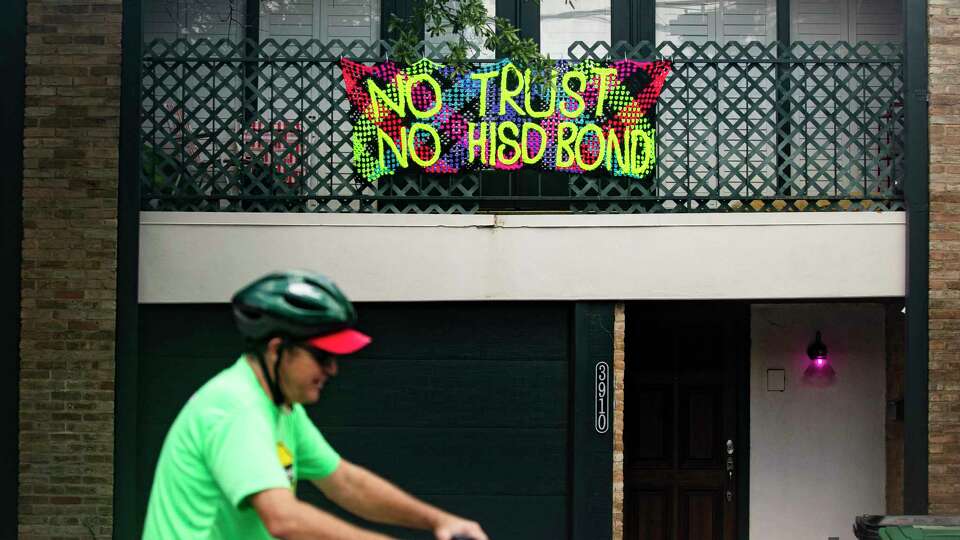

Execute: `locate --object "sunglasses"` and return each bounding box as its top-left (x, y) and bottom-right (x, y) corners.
top-left (303, 346), bottom-right (337, 369)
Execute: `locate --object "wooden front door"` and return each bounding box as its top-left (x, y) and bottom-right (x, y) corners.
top-left (624, 302), bottom-right (748, 540)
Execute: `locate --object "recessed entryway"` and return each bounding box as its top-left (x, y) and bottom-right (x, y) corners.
top-left (623, 302), bottom-right (750, 540)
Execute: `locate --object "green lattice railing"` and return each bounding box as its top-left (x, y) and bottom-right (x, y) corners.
top-left (140, 39), bottom-right (904, 213)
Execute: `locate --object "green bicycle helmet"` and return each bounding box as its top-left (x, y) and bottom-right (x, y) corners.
top-left (233, 271), bottom-right (371, 406)
top-left (232, 270), bottom-right (371, 354)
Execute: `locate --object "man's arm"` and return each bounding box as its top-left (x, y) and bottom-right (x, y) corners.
top-left (312, 460), bottom-right (487, 540)
top-left (249, 487), bottom-right (393, 540)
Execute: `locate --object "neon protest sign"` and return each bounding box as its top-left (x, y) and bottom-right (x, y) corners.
top-left (340, 58), bottom-right (671, 182)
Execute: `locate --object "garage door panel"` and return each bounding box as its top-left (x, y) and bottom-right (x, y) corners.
top-left (310, 359), bottom-right (568, 428)
top-left (354, 303), bottom-right (569, 361)
top-left (321, 427), bottom-right (568, 495)
top-left (409, 495), bottom-right (566, 539)
top-left (138, 357), bottom-right (570, 429)
top-left (303, 492), bottom-right (567, 540)
top-left (137, 355), bottom-right (230, 422)
top-left (139, 305), bottom-right (237, 357)
top-left (140, 303), bottom-right (570, 360)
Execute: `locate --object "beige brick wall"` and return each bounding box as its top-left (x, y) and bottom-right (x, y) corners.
top-left (612, 302), bottom-right (624, 540)
top-left (19, 0), bottom-right (122, 537)
top-left (929, 0), bottom-right (960, 515)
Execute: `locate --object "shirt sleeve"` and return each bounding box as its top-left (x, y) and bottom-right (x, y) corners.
top-left (292, 405), bottom-right (341, 480)
top-left (204, 407), bottom-right (291, 508)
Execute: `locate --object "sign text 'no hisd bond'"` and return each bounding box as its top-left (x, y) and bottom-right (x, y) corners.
top-left (340, 58), bottom-right (671, 182)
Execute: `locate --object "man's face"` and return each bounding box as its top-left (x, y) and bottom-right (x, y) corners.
top-left (278, 345), bottom-right (338, 404)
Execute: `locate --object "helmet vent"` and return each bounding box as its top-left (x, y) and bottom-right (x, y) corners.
top-left (232, 271), bottom-right (357, 339)
top-left (284, 292), bottom-right (323, 311)
top-left (237, 306), bottom-right (263, 320)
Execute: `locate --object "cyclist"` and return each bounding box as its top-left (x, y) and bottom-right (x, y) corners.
top-left (143, 270), bottom-right (488, 540)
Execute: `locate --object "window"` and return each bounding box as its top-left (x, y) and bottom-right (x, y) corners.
top-left (540, 0), bottom-right (611, 59)
top-left (791, 0), bottom-right (901, 44)
top-left (143, 0), bottom-right (382, 45)
top-left (656, 0), bottom-right (776, 45)
top-left (143, 0), bottom-right (247, 43)
top-left (260, 0), bottom-right (381, 43)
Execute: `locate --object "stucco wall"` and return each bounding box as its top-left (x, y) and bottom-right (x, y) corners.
top-left (751, 303), bottom-right (886, 540)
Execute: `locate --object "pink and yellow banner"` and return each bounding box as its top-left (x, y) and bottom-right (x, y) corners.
top-left (340, 57), bottom-right (671, 182)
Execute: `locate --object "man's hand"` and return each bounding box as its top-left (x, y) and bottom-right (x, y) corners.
top-left (433, 515), bottom-right (488, 540)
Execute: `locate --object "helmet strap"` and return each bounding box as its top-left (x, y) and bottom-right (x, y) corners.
top-left (272, 341), bottom-right (288, 406)
top-left (255, 339), bottom-right (287, 407)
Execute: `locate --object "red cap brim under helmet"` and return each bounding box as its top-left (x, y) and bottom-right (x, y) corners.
top-left (306, 328), bottom-right (371, 355)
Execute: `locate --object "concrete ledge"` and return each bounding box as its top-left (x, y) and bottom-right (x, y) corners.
top-left (141, 210), bottom-right (906, 228)
top-left (140, 211), bottom-right (906, 303)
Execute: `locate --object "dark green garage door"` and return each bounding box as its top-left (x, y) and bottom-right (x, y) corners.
top-left (136, 302), bottom-right (610, 539)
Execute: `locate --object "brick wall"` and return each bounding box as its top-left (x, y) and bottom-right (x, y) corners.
top-left (612, 302), bottom-right (624, 540)
top-left (929, 0), bottom-right (960, 515)
top-left (19, 0), bottom-right (122, 537)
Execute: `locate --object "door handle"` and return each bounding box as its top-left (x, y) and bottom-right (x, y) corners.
top-left (726, 439), bottom-right (734, 479)
top-left (725, 439), bottom-right (735, 504)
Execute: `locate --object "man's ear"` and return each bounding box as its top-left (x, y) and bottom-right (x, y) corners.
top-left (265, 336), bottom-right (284, 363)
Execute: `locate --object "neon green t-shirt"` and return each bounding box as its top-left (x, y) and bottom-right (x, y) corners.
top-left (143, 357), bottom-right (341, 540)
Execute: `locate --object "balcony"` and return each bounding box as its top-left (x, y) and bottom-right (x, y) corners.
top-left (140, 39), bottom-right (904, 213)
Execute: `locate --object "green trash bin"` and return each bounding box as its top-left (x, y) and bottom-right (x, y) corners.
top-left (856, 516), bottom-right (960, 540)
top-left (880, 527), bottom-right (960, 540)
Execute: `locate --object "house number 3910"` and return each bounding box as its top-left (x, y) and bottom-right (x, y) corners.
top-left (595, 362), bottom-right (609, 434)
